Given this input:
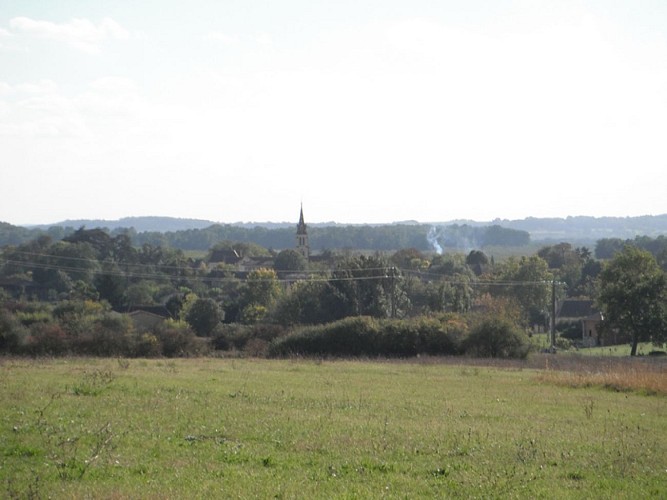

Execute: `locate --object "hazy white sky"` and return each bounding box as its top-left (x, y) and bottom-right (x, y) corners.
top-left (1, 0), bottom-right (666, 225)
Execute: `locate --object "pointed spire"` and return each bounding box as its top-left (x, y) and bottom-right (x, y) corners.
top-left (296, 203), bottom-right (309, 259)
top-left (297, 203), bottom-right (307, 235)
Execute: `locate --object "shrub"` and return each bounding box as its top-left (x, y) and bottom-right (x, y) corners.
top-left (244, 338), bottom-right (270, 357)
top-left (25, 323), bottom-right (69, 356)
top-left (211, 324), bottom-right (232, 350)
top-left (185, 298), bottom-right (223, 336)
top-left (250, 323), bottom-right (288, 342)
top-left (269, 316), bottom-right (466, 358)
top-left (416, 317), bottom-right (466, 355)
top-left (133, 333), bottom-right (161, 357)
top-left (554, 337), bottom-right (573, 350)
top-left (239, 304), bottom-right (269, 325)
top-left (53, 300), bottom-right (107, 338)
top-left (15, 310), bottom-right (52, 327)
top-left (212, 323), bottom-right (288, 353)
top-left (269, 316), bottom-right (380, 357)
top-left (213, 324), bottom-right (251, 351)
top-left (377, 320), bottom-right (418, 356)
top-left (153, 320), bottom-right (200, 357)
top-left (463, 319), bottom-right (530, 359)
top-left (558, 321), bottom-right (583, 341)
top-left (0, 309), bottom-right (28, 353)
top-left (315, 316), bottom-right (379, 356)
top-left (73, 313), bottom-right (133, 356)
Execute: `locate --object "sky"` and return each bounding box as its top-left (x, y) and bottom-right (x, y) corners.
top-left (1, 0), bottom-right (666, 226)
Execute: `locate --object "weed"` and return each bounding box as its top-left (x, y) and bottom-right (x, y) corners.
top-left (584, 398), bottom-right (594, 419)
top-left (515, 437), bottom-right (540, 464)
top-left (5, 474), bottom-right (41, 500)
top-left (431, 467), bottom-right (450, 477)
top-left (70, 369), bottom-right (115, 396)
top-left (162, 360), bottom-right (178, 373)
top-left (47, 418), bottom-right (116, 480)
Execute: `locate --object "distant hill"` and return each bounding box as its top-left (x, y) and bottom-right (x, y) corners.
top-left (493, 215), bottom-right (667, 242)
top-left (29, 216), bottom-right (217, 233)
top-left (3, 214), bottom-right (667, 249)
top-left (27, 217), bottom-right (375, 233)
top-left (24, 214), bottom-right (667, 240)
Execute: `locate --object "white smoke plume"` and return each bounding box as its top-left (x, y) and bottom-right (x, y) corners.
top-left (427, 226), bottom-right (443, 254)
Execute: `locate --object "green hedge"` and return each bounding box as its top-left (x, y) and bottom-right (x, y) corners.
top-left (268, 316), bottom-right (467, 358)
top-left (463, 319), bottom-right (530, 359)
top-left (1, 310), bottom-right (204, 358)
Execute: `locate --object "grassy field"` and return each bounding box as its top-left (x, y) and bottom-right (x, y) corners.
top-left (1, 356), bottom-right (666, 498)
top-left (575, 343), bottom-right (662, 357)
top-left (529, 332), bottom-right (661, 357)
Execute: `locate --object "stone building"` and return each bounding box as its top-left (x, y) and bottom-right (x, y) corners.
top-left (296, 204), bottom-right (310, 260)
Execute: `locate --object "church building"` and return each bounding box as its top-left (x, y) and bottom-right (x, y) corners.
top-left (296, 204), bottom-right (310, 260)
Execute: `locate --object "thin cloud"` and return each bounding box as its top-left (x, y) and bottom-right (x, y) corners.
top-left (204, 31), bottom-right (240, 46)
top-left (204, 30), bottom-right (273, 49)
top-left (0, 77), bottom-right (144, 140)
top-left (15, 79), bottom-right (59, 95)
top-left (88, 76), bottom-right (139, 94)
top-left (9, 16), bottom-right (131, 54)
top-left (255, 33), bottom-right (273, 47)
top-left (0, 26), bottom-right (19, 52)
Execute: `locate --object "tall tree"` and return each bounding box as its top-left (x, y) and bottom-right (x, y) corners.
top-left (465, 250), bottom-right (490, 276)
top-left (272, 280), bottom-right (328, 326)
top-left (244, 268), bottom-right (282, 307)
top-left (185, 297), bottom-right (223, 336)
top-left (595, 238), bottom-right (625, 259)
top-left (273, 249), bottom-right (307, 273)
top-left (494, 256), bottom-right (552, 326)
top-left (239, 268), bottom-right (282, 323)
top-left (597, 246), bottom-right (667, 355)
top-left (325, 255), bottom-right (409, 319)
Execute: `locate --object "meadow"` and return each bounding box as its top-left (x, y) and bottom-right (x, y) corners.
top-left (1, 356), bottom-right (666, 498)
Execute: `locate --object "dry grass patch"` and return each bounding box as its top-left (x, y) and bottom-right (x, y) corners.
top-left (536, 356), bottom-right (667, 395)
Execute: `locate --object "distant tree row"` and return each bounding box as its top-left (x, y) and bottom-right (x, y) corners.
top-left (0, 221), bottom-right (530, 251)
top-left (595, 235), bottom-right (667, 264)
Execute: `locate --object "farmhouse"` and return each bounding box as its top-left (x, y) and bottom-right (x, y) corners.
top-left (0, 277), bottom-right (49, 301)
top-left (557, 299), bottom-right (603, 347)
top-left (126, 305), bottom-right (171, 332)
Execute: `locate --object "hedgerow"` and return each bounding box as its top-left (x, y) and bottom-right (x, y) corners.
top-left (0, 304), bottom-right (204, 357)
top-left (463, 318), bottom-right (530, 359)
top-left (268, 316), bottom-right (468, 358)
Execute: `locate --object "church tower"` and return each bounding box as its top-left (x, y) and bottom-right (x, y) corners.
top-left (296, 204), bottom-right (310, 260)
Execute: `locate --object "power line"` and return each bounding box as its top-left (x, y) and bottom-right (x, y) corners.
top-left (1, 255), bottom-right (557, 289)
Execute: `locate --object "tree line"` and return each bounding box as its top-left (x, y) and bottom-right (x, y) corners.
top-left (1, 228), bottom-right (666, 358)
top-left (0, 221), bottom-right (530, 251)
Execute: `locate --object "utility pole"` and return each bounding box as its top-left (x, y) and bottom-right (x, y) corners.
top-left (390, 266), bottom-right (396, 319)
top-left (550, 278), bottom-right (557, 351)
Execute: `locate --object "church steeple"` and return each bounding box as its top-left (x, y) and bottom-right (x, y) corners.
top-left (296, 204), bottom-right (309, 259)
